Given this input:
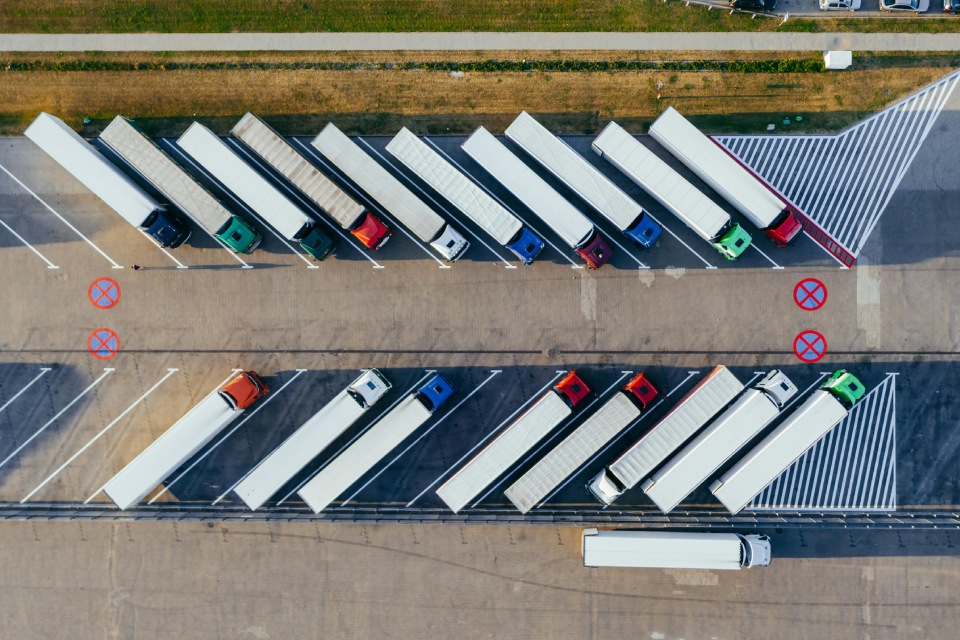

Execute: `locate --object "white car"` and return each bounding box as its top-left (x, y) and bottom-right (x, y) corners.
top-left (820, 0), bottom-right (861, 9)
top-left (880, 0), bottom-right (929, 11)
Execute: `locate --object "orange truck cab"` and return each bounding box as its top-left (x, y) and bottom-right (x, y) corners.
top-left (219, 371), bottom-right (269, 410)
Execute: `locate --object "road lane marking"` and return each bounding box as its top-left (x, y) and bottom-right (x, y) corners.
top-left (0, 368), bottom-right (52, 416)
top-left (0, 215), bottom-right (59, 269)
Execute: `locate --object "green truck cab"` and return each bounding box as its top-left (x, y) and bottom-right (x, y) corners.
top-left (299, 227), bottom-right (337, 261)
top-left (822, 370), bottom-right (866, 408)
top-left (217, 216), bottom-right (262, 254)
top-left (713, 222), bottom-right (752, 261)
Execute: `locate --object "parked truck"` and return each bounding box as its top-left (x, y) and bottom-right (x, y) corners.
top-left (24, 112), bottom-right (191, 249)
top-left (437, 371), bottom-right (591, 513)
top-left (230, 112), bottom-right (392, 250)
top-left (461, 127), bottom-right (613, 269)
top-left (99, 115), bottom-right (262, 254)
top-left (385, 127), bottom-right (545, 264)
top-left (233, 370), bottom-right (391, 511)
top-left (505, 111), bottom-right (662, 248)
top-left (582, 529), bottom-right (771, 570)
top-left (592, 121), bottom-right (752, 260)
top-left (588, 366), bottom-right (744, 505)
top-left (310, 123), bottom-right (469, 261)
top-left (177, 122), bottom-right (336, 260)
top-left (648, 107), bottom-right (803, 247)
top-left (641, 370), bottom-right (797, 514)
top-left (504, 373), bottom-right (658, 514)
top-left (103, 371), bottom-right (268, 510)
top-left (710, 370), bottom-right (865, 514)
top-left (298, 373), bottom-right (456, 513)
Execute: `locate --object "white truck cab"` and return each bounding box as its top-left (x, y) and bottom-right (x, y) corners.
top-left (347, 369), bottom-right (392, 408)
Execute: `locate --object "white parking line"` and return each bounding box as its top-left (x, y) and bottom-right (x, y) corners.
top-left (138, 229), bottom-right (188, 269)
top-left (0, 162), bottom-right (123, 269)
top-left (0, 216), bottom-right (59, 269)
top-left (341, 369), bottom-right (501, 507)
top-left (641, 208), bottom-right (717, 269)
top-left (0, 368), bottom-right (114, 473)
top-left (293, 137), bottom-right (447, 268)
top-left (749, 243), bottom-right (782, 269)
top-left (148, 369), bottom-right (308, 504)
top-left (0, 367), bottom-right (52, 415)
top-left (469, 371), bottom-right (632, 508)
top-left (157, 139), bottom-right (253, 269)
top-left (406, 370), bottom-right (566, 507)
top-left (358, 137), bottom-right (515, 269)
top-left (21, 368), bottom-right (178, 503)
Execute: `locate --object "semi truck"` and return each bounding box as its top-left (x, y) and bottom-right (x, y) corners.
top-left (505, 111), bottom-right (662, 249)
top-left (461, 127), bottom-right (613, 269)
top-left (177, 122), bottom-right (336, 260)
top-left (385, 127), bottom-right (545, 264)
top-left (297, 373), bottom-right (456, 513)
top-left (647, 107), bottom-right (803, 247)
top-left (102, 371), bottom-right (268, 510)
top-left (230, 112), bottom-right (392, 250)
top-left (436, 371), bottom-right (591, 513)
top-left (310, 123), bottom-right (469, 262)
top-left (641, 370), bottom-right (797, 514)
top-left (233, 370), bottom-right (391, 511)
top-left (588, 366), bottom-right (744, 505)
top-left (24, 112), bottom-right (191, 249)
top-left (504, 373), bottom-right (658, 514)
top-left (99, 115), bottom-right (261, 254)
top-left (710, 370), bottom-right (865, 514)
top-left (582, 529), bottom-right (772, 570)
top-left (592, 121), bottom-right (751, 261)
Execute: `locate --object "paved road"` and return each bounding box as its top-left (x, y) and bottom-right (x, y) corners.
top-left (1, 31), bottom-right (960, 52)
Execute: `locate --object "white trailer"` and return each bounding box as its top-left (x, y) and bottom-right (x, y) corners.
top-left (582, 529), bottom-right (771, 570)
top-left (588, 366), bottom-right (744, 505)
top-left (230, 112), bottom-right (391, 251)
top-left (641, 370), bottom-right (797, 514)
top-left (505, 112), bottom-right (662, 248)
top-left (592, 120), bottom-right (751, 261)
top-left (436, 371), bottom-right (590, 513)
top-left (647, 107), bottom-right (802, 246)
top-left (385, 128), bottom-right (544, 264)
top-left (310, 123), bottom-right (469, 261)
top-left (178, 122), bottom-right (335, 260)
top-left (234, 370), bottom-right (391, 511)
top-left (25, 112), bottom-right (191, 249)
top-left (710, 371), bottom-right (864, 514)
top-left (297, 373), bottom-right (455, 513)
top-left (461, 127), bottom-right (612, 269)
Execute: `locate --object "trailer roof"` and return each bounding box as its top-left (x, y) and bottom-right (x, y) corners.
top-left (582, 530), bottom-right (743, 570)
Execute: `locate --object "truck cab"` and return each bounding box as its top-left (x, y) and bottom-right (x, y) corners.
top-left (713, 222), bottom-right (752, 260)
top-left (299, 226), bottom-right (337, 261)
top-left (624, 213), bottom-right (663, 249)
top-left (416, 373), bottom-right (456, 413)
top-left (347, 369), bottom-right (393, 408)
top-left (506, 226), bottom-right (546, 265)
top-left (351, 211), bottom-right (393, 250)
top-left (143, 208), bottom-right (192, 249)
top-left (822, 370), bottom-right (865, 408)
top-left (755, 370), bottom-right (798, 409)
top-left (554, 370), bottom-right (591, 408)
top-left (431, 225), bottom-right (470, 262)
top-left (740, 534), bottom-right (772, 567)
top-left (219, 371), bottom-right (270, 410)
top-left (216, 216), bottom-right (263, 254)
top-left (623, 372), bottom-right (658, 410)
top-left (577, 232), bottom-right (614, 269)
top-left (587, 470), bottom-right (625, 505)
top-left (766, 208), bottom-right (804, 247)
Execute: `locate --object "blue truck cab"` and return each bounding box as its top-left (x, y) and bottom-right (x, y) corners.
top-left (506, 226), bottom-right (546, 265)
top-left (624, 212), bottom-right (662, 249)
top-left (143, 208), bottom-right (192, 249)
top-left (416, 373), bottom-right (456, 413)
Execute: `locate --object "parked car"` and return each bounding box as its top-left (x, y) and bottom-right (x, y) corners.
top-left (880, 0), bottom-right (928, 11)
top-left (945, 0), bottom-right (960, 12)
top-left (820, 0), bottom-right (861, 9)
top-left (730, 0), bottom-right (778, 10)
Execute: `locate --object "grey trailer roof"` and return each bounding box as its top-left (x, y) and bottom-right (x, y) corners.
top-left (436, 391), bottom-right (571, 514)
top-left (311, 123), bottom-right (445, 242)
top-left (642, 387), bottom-right (781, 514)
top-left (177, 121), bottom-right (311, 240)
top-left (298, 395), bottom-right (432, 513)
top-left (609, 366), bottom-right (743, 489)
top-left (233, 390), bottom-right (367, 511)
top-left (231, 112), bottom-right (367, 229)
top-left (506, 112), bottom-right (644, 232)
top-left (582, 530), bottom-right (745, 570)
top-left (711, 390), bottom-right (848, 514)
top-left (386, 127), bottom-right (522, 246)
top-left (461, 127), bottom-right (594, 249)
top-left (99, 116), bottom-right (234, 233)
top-left (26, 112), bottom-right (163, 227)
top-left (592, 121), bottom-right (729, 241)
top-left (103, 392), bottom-right (240, 510)
top-left (504, 392), bottom-right (641, 514)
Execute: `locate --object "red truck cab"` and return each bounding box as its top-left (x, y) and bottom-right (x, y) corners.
top-left (576, 232), bottom-right (614, 269)
top-left (554, 370), bottom-right (591, 408)
top-left (766, 207), bottom-right (803, 247)
top-left (351, 211), bottom-right (393, 250)
top-left (623, 372), bottom-right (659, 410)
top-left (219, 371), bottom-right (270, 410)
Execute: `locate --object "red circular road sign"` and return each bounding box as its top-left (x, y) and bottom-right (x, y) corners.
top-left (88, 328), bottom-right (120, 360)
top-left (794, 278), bottom-right (827, 311)
top-left (793, 330), bottom-right (827, 363)
top-left (88, 278), bottom-right (121, 309)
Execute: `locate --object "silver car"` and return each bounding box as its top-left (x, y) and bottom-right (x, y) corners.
top-left (880, 0), bottom-right (929, 11)
top-left (820, 0), bottom-right (861, 8)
